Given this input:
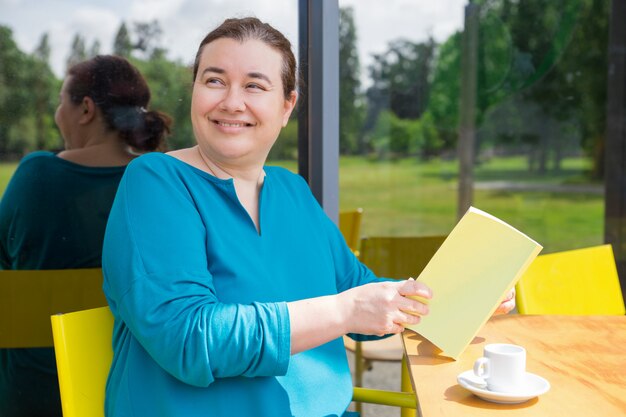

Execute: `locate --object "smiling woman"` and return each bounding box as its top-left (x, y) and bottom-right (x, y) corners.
top-left (188, 37), bottom-right (297, 193)
top-left (99, 16), bottom-right (436, 417)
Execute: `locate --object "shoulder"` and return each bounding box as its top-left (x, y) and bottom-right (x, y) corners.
top-left (120, 152), bottom-right (204, 202)
top-left (124, 152), bottom-right (187, 180)
top-left (7, 151), bottom-right (57, 183)
top-left (17, 150), bottom-right (56, 168)
top-left (264, 166), bottom-right (322, 209)
top-left (265, 166), bottom-right (308, 189)
top-left (127, 152), bottom-right (173, 170)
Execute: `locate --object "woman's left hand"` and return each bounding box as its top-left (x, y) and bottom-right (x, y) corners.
top-left (493, 288), bottom-right (516, 315)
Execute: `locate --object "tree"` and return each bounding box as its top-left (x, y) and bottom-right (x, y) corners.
top-left (133, 20), bottom-right (164, 59)
top-left (470, 0), bottom-right (603, 176)
top-left (366, 37), bottom-right (437, 122)
top-left (113, 22), bottom-right (132, 57)
top-left (32, 33), bottom-right (59, 150)
top-left (66, 33), bottom-right (87, 70)
top-left (0, 25), bottom-right (32, 156)
top-left (132, 55), bottom-right (192, 150)
top-left (89, 39), bottom-right (101, 58)
top-left (339, 6), bottom-right (364, 155)
top-left (426, 32), bottom-right (462, 151)
top-left (34, 32), bottom-right (50, 63)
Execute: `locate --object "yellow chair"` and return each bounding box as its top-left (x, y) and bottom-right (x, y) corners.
top-left (344, 235), bottom-right (447, 416)
top-left (516, 244), bottom-right (625, 315)
top-left (51, 307), bottom-right (416, 417)
top-left (0, 268), bottom-right (106, 348)
top-left (339, 208), bottom-right (364, 256)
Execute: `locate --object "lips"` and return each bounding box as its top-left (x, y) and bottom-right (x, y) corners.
top-left (213, 119), bottom-right (255, 127)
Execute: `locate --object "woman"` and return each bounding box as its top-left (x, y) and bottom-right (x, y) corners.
top-left (102, 18), bottom-right (514, 417)
top-left (0, 55), bottom-right (171, 417)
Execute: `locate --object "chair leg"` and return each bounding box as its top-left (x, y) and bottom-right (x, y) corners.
top-left (355, 341), bottom-right (363, 414)
top-left (400, 355), bottom-right (416, 417)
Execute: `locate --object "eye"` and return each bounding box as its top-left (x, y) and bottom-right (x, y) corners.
top-left (205, 77), bottom-right (224, 86)
top-left (246, 83), bottom-right (266, 91)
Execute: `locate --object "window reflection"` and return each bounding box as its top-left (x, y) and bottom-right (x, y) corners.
top-left (338, 0), bottom-right (607, 254)
top-left (0, 1), bottom-right (298, 161)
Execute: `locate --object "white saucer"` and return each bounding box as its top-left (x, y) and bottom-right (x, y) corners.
top-left (457, 370), bottom-right (550, 404)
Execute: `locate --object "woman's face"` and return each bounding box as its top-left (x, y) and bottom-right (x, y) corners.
top-left (191, 37), bottom-right (297, 167)
top-left (54, 76), bottom-right (83, 149)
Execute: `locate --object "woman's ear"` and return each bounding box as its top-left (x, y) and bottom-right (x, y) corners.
top-left (79, 97), bottom-right (96, 124)
top-left (282, 91), bottom-right (298, 127)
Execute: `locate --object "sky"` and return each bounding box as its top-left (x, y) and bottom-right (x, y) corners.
top-left (0, 0), bottom-right (466, 79)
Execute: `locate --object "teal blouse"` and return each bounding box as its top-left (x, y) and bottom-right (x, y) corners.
top-left (0, 151), bottom-right (126, 417)
top-left (102, 153), bottom-right (380, 417)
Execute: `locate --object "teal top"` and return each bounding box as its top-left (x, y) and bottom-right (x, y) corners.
top-left (0, 151), bottom-right (126, 417)
top-left (102, 153), bottom-right (380, 417)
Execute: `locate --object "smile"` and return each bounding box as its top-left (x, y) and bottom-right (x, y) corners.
top-left (213, 120), bottom-right (254, 127)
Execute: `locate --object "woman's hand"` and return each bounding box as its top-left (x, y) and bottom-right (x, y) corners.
top-left (493, 287), bottom-right (516, 315)
top-left (288, 278), bottom-right (432, 354)
top-left (338, 278), bottom-right (433, 336)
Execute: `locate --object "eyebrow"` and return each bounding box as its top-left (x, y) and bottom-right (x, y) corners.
top-left (201, 67), bottom-right (273, 85)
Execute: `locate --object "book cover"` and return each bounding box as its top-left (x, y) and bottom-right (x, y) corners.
top-left (405, 206), bottom-right (542, 359)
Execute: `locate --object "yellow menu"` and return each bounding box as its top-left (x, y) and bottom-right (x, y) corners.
top-left (406, 206), bottom-right (542, 359)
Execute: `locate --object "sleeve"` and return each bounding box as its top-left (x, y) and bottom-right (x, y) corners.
top-left (102, 157), bottom-right (291, 387)
top-left (0, 162), bottom-right (20, 269)
top-left (317, 214), bottom-right (396, 342)
top-left (292, 177), bottom-right (398, 342)
top-left (0, 154), bottom-right (45, 269)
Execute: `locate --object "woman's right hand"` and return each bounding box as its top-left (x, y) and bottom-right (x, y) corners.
top-left (338, 278), bottom-right (433, 336)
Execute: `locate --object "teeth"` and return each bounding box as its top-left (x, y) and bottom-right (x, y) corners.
top-left (217, 121), bottom-right (247, 127)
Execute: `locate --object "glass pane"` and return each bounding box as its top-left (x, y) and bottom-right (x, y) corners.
top-left (338, 0), bottom-right (607, 254)
top-left (0, 1), bottom-right (298, 171)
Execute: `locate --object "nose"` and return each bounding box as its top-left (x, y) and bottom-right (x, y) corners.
top-left (219, 86), bottom-right (246, 113)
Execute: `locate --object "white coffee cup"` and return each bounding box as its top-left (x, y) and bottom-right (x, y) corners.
top-left (473, 343), bottom-right (526, 393)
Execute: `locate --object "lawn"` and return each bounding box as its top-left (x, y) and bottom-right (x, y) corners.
top-left (335, 156), bottom-right (603, 254)
top-left (0, 156), bottom-right (603, 254)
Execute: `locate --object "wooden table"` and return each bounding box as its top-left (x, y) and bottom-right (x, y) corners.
top-left (402, 315), bottom-right (626, 417)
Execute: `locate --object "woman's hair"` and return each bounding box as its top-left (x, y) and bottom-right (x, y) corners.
top-left (193, 17), bottom-right (297, 99)
top-left (67, 55), bottom-right (171, 152)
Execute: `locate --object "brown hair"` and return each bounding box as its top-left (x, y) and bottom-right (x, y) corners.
top-left (193, 17), bottom-right (297, 99)
top-left (67, 55), bottom-right (171, 152)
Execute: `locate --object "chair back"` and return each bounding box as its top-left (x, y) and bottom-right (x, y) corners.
top-left (359, 235), bottom-right (447, 279)
top-left (51, 306), bottom-right (113, 417)
top-left (339, 208), bottom-right (364, 255)
top-left (516, 244), bottom-right (626, 315)
top-left (0, 268), bottom-right (107, 348)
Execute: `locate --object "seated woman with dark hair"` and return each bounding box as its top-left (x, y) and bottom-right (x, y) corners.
top-left (0, 55), bottom-right (171, 417)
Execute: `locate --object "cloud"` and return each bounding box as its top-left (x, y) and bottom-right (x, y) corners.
top-left (46, 6), bottom-right (120, 75)
top-left (341, 0), bottom-right (464, 63)
top-left (159, 0), bottom-right (298, 66)
top-left (1, 0), bottom-right (463, 79)
top-left (128, 0), bottom-right (186, 21)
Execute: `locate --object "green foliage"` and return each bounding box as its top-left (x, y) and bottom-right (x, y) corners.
top-left (418, 0), bottom-right (608, 179)
top-left (113, 22), bottom-right (132, 58)
top-left (0, 26), bottom-right (61, 158)
top-left (425, 32), bottom-right (461, 150)
top-left (365, 37), bottom-right (436, 123)
top-left (370, 110), bottom-right (443, 160)
top-left (66, 33), bottom-right (87, 70)
top-left (268, 119), bottom-right (298, 161)
top-left (132, 56), bottom-right (193, 150)
top-left (339, 6), bottom-right (365, 155)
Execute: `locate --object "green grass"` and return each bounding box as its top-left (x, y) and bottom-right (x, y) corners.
top-left (335, 156), bottom-right (603, 253)
top-left (0, 156), bottom-right (603, 254)
top-left (0, 162), bottom-right (18, 191)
